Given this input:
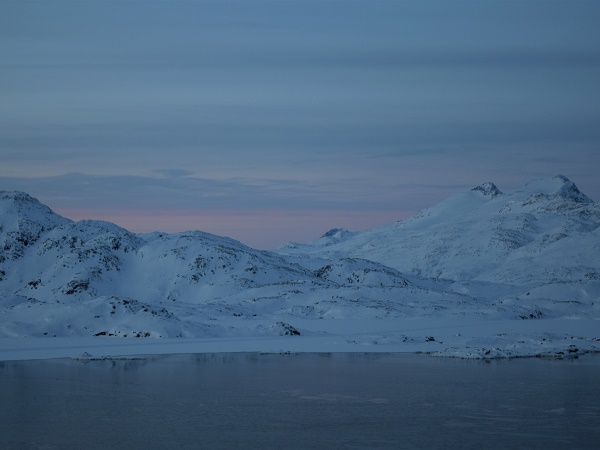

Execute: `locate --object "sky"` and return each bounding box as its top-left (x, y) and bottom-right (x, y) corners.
top-left (1, 0), bottom-right (599, 249)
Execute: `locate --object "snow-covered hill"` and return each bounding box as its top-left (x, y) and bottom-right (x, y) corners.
top-left (1, 176), bottom-right (599, 359)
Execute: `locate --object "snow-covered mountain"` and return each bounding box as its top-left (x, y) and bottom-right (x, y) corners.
top-left (0, 191), bottom-right (326, 337)
top-left (277, 175), bottom-right (600, 285)
top-left (1, 176), bottom-right (599, 359)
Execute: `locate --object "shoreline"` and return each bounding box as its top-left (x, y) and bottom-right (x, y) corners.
top-left (2, 317), bottom-right (600, 362)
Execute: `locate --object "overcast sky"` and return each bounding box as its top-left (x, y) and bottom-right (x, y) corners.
top-left (1, 0), bottom-right (599, 248)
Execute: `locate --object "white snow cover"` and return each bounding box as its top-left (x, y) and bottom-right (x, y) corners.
top-left (1, 176), bottom-right (599, 360)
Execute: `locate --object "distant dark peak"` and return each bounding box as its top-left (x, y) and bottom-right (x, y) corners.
top-left (322, 228), bottom-right (350, 238)
top-left (471, 182), bottom-right (502, 198)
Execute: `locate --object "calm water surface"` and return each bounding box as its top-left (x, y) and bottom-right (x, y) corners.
top-left (1, 353), bottom-right (599, 449)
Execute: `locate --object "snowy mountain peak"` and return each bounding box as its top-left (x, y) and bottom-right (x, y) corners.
top-left (0, 191), bottom-right (72, 260)
top-left (0, 191), bottom-right (71, 226)
top-left (471, 182), bottom-right (502, 198)
top-left (520, 175), bottom-right (592, 203)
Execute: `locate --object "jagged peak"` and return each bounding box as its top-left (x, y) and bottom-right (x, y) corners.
top-left (554, 176), bottom-right (592, 203)
top-left (471, 182), bottom-right (502, 198)
top-left (521, 175), bottom-right (592, 204)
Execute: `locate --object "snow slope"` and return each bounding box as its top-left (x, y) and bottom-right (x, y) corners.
top-left (1, 176), bottom-right (599, 360)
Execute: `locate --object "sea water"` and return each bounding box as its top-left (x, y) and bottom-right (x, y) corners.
top-left (1, 353), bottom-right (599, 449)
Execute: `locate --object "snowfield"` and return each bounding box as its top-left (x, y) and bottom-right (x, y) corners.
top-left (1, 175), bottom-right (599, 360)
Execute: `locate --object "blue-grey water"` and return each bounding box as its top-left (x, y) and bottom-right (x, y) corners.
top-left (1, 353), bottom-right (599, 449)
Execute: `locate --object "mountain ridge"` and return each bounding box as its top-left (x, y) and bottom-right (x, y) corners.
top-left (1, 175), bottom-right (599, 359)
